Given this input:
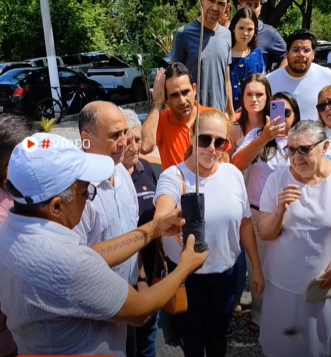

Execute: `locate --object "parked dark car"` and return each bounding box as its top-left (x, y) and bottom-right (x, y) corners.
top-left (314, 43), bottom-right (331, 67)
top-left (0, 62), bottom-right (33, 76)
top-left (0, 67), bottom-right (105, 119)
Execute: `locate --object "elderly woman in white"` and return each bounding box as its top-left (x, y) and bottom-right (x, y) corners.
top-left (258, 120), bottom-right (331, 357)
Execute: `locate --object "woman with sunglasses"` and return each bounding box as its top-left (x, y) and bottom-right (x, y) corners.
top-left (229, 7), bottom-right (265, 111)
top-left (232, 92), bottom-right (300, 332)
top-left (317, 85), bottom-right (331, 160)
top-left (154, 109), bottom-right (264, 357)
top-left (257, 120), bottom-right (331, 357)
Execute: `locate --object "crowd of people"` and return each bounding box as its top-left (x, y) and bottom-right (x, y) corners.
top-left (1, 0), bottom-right (331, 357)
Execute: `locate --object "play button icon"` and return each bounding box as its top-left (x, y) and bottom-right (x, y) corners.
top-left (22, 136), bottom-right (38, 152)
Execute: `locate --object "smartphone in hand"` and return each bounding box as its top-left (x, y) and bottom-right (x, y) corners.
top-left (270, 101), bottom-right (286, 124)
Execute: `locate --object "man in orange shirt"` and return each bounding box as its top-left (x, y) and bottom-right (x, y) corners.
top-left (141, 62), bottom-right (229, 171)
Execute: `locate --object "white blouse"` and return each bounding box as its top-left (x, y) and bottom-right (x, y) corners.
top-left (233, 128), bottom-right (289, 206)
top-left (325, 126), bottom-right (331, 161)
top-left (154, 163), bottom-right (251, 274)
top-left (260, 167), bottom-right (331, 294)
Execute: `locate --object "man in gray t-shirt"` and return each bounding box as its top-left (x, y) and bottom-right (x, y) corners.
top-left (172, 0), bottom-right (234, 120)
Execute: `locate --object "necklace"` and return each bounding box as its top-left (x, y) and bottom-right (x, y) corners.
top-left (232, 55), bottom-right (248, 86)
top-left (231, 47), bottom-right (250, 86)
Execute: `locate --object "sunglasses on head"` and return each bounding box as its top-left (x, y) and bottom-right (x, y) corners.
top-left (198, 134), bottom-right (229, 151)
top-left (284, 140), bottom-right (324, 157)
top-left (316, 100), bottom-right (331, 113)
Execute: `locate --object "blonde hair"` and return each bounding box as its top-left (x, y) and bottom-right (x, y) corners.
top-left (184, 109), bottom-right (231, 161)
top-left (317, 85), bottom-right (331, 126)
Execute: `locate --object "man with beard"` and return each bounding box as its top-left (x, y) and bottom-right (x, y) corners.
top-left (267, 29), bottom-right (331, 121)
top-left (141, 63), bottom-right (212, 171)
top-left (171, 0), bottom-right (234, 119)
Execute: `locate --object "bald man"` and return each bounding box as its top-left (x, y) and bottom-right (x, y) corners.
top-left (74, 101), bottom-right (140, 285)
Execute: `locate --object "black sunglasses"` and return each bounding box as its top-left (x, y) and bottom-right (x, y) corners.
top-left (198, 134), bottom-right (229, 151)
top-left (316, 100), bottom-right (331, 113)
top-left (284, 140), bottom-right (324, 157)
top-left (77, 184), bottom-right (97, 201)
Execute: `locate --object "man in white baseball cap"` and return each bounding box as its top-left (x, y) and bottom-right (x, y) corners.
top-left (0, 132), bottom-right (209, 355)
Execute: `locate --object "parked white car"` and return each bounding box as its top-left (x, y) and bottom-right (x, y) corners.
top-left (87, 55), bottom-right (147, 102)
top-left (23, 56), bottom-right (65, 67)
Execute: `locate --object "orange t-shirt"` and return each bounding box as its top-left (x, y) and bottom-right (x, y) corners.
top-left (156, 104), bottom-right (232, 171)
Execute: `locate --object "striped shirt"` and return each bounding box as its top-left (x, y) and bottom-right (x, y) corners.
top-left (74, 163), bottom-right (139, 285)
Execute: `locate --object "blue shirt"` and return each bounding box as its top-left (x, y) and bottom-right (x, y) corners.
top-left (230, 47), bottom-right (265, 111)
top-left (0, 211), bottom-right (129, 355)
top-left (257, 20), bottom-right (286, 72)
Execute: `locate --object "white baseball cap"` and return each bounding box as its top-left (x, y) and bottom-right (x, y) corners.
top-left (8, 133), bottom-right (114, 204)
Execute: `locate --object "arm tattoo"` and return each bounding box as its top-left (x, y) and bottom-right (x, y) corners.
top-left (99, 228), bottom-right (154, 257)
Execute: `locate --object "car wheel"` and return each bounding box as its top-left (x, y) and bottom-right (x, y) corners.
top-left (35, 98), bottom-right (63, 123)
top-left (131, 79), bottom-right (147, 103)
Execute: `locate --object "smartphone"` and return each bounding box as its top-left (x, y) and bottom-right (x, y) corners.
top-left (270, 101), bottom-right (285, 124)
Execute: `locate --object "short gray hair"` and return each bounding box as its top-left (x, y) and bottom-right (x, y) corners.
top-left (120, 108), bottom-right (142, 130)
top-left (288, 120), bottom-right (326, 146)
top-left (6, 180), bottom-right (75, 208)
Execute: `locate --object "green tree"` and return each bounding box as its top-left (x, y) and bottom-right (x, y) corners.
top-left (0, 0), bottom-right (108, 61)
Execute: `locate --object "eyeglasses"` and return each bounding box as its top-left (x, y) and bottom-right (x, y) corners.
top-left (290, 48), bottom-right (312, 55)
top-left (316, 100), bottom-right (331, 113)
top-left (77, 184), bottom-right (97, 201)
top-left (285, 108), bottom-right (293, 118)
top-left (284, 140), bottom-right (324, 157)
top-left (198, 134), bottom-right (229, 151)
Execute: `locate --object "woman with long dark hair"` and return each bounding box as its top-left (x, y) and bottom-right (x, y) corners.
top-left (228, 74), bottom-right (272, 159)
top-left (232, 92), bottom-right (301, 331)
top-left (229, 7), bottom-right (265, 111)
top-left (228, 74), bottom-right (271, 318)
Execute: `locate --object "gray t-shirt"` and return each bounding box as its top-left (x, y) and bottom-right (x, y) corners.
top-left (172, 20), bottom-right (231, 111)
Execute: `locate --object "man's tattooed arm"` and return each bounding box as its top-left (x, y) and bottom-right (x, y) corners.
top-left (91, 221), bottom-right (161, 267)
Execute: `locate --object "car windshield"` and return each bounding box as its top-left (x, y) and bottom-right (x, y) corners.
top-left (0, 64), bottom-right (6, 70)
top-left (0, 68), bottom-right (37, 84)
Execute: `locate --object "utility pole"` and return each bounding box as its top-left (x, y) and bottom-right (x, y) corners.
top-left (40, 0), bottom-right (61, 115)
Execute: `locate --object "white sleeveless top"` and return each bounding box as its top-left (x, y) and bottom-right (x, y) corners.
top-left (260, 166), bottom-right (331, 294)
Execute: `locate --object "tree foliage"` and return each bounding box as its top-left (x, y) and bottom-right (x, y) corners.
top-left (0, 0), bottom-right (330, 65)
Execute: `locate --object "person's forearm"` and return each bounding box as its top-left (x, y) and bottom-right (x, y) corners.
top-left (240, 218), bottom-right (261, 270)
top-left (257, 208), bottom-right (285, 241)
top-left (140, 264), bottom-right (187, 311)
top-left (91, 220), bottom-right (160, 267)
top-left (141, 104), bottom-right (162, 155)
top-left (226, 84), bottom-right (235, 123)
top-left (112, 264), bottom-right (188, 327)
top-left (232, 136), bottom-right (267, 170)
